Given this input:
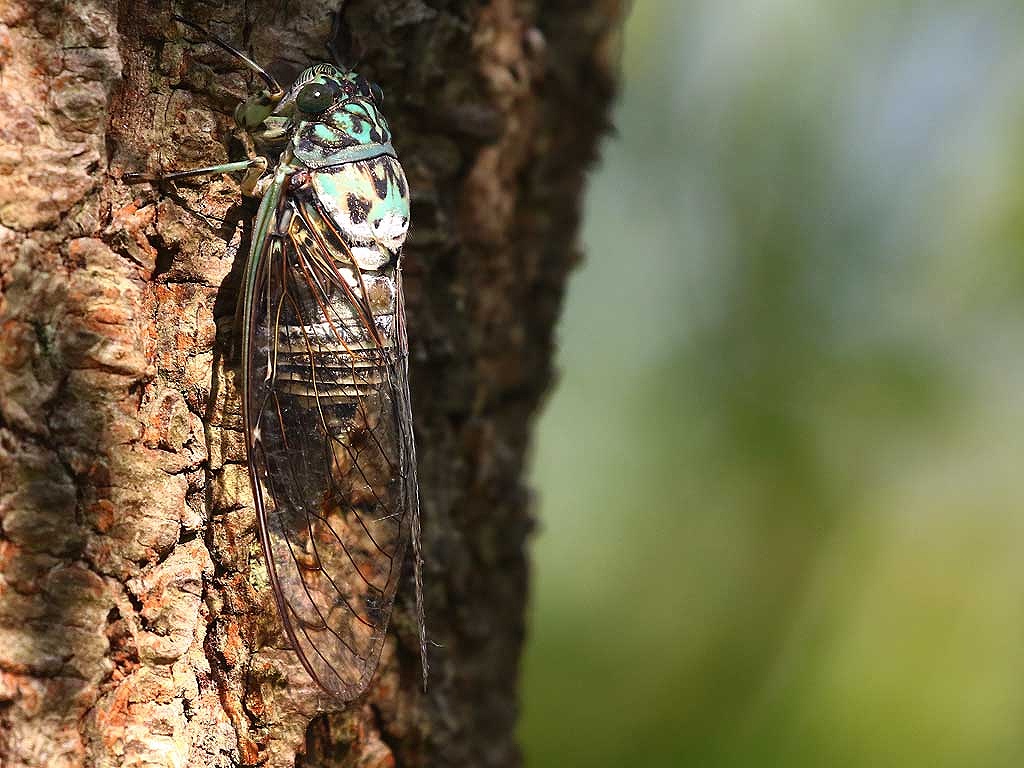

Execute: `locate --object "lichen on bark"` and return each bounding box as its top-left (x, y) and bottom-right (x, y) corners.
top-left (0, 0), bottom-right (623, 765)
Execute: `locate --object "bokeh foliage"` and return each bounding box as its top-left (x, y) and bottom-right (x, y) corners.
top-left (521, 2), bottom-right (1024, 765)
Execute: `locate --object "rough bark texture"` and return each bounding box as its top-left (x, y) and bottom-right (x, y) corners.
top-left (0, 0), bottom-right (622, 765)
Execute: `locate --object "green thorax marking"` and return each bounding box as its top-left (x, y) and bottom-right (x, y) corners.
top-left (280, 65), bottom-right (395, 170)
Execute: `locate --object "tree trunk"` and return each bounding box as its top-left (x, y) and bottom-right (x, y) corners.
top-left (0, 0), bottom-right (622, 765)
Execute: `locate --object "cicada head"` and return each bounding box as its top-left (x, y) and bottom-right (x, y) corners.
top-left (282, 64), bottom-right (394, 168)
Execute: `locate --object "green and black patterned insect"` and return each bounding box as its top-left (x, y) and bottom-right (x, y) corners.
top-left (128, 16), bottom-right (425, 700)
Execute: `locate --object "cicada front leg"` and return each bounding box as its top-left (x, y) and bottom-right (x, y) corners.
top-left (238, 157), bottom-right (272, 197)
top-left (131, 16), bottom-right (289, 196)
top-left (239, 118), bottom-right (294, 196)
top-left (171, 14), bottom-right (285, 130)
top-left (123, 157), bottom-right (270, 197)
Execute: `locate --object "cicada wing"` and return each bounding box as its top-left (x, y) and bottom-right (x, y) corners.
top-left (396, 266), bottom-right (428, 687)
top-left (243, 196), bottom-right (412, 700)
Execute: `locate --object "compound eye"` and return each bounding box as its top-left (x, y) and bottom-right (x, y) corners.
top-left (296, 82), bottom-right (338, 114)
top-left (369, 81), bottom-right (384, 105)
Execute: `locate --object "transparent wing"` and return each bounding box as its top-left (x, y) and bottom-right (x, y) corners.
top-left (243, 192), bottom-right (414, 700)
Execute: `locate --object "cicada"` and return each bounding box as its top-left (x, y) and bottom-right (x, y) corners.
top-left (128, 17), bottom-right (425, 700)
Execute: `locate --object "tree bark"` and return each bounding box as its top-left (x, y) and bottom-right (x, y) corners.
top-left (0, 0), bottom-right (623, 765)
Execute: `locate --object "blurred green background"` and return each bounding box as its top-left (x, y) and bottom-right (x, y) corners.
top-left (519, 2), bottom-right (1024, 766)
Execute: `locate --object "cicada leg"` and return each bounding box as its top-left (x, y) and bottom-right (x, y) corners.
top-left (125, 19), bottom-right (287, 196)
top-left (171, 15), bottom-right (284, 131)
top-left (124, 157), bottom-right (270, 197)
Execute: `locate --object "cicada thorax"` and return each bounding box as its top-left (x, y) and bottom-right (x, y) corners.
top-left (292, 99), bottom-right (392, 161)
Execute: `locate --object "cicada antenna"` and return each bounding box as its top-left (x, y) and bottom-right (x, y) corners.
top-left (172, 13), bottom-right (284, 97)
top-left (325, 6), bottom-right (365, 71)
top-left (326, 8), bottom-right (348, 68)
